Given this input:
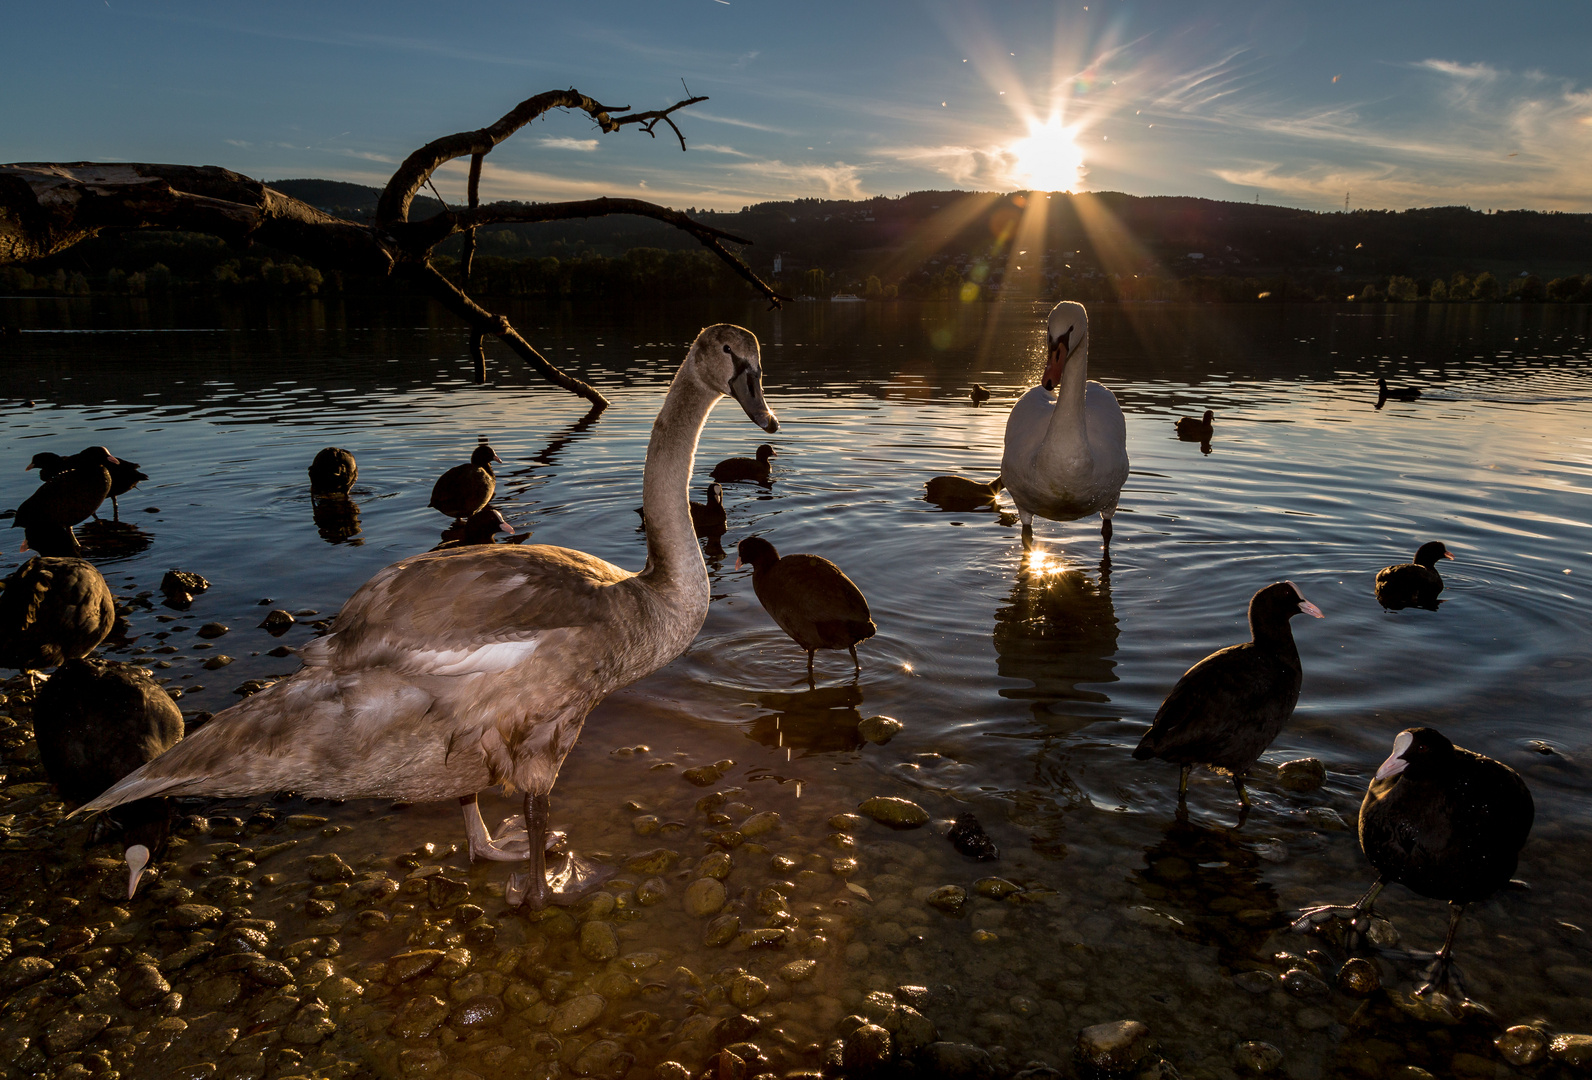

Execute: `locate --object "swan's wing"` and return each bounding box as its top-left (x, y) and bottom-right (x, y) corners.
top-left (1001, 386), bottom-right (1056, 471)
top-left (302, 544), bottom-right (632, 676)
top-left (1084, 381), bottom-right (1127, 451)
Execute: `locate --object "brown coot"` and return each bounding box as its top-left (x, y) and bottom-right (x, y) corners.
top-left (1133, 581), bottom-right (1324, 810)
top-left (736, 536), bottom-right (876, 674)
top-left (711, 443), bottom-right (777, 484)
top-left (429, 443), bottom-right (502, 520)
top-left (970, 384), bottom-right (991, 404)
top-left (1377, 377), bottom-right (1421, 402)
top-left (1294, 727), bottom-right (1533, 997)
top-left (1175, 409), bottom-right (1214, 441)
top-left (924, 475), bottom-right (1003, 511)
top-left (1375, 540), bottom-right (1452, 610)
top-left (308, 447), bottom-right (358, 495)
top-left (638, 482), bottom-right (727, 539)
top-left (79, 324), bottom-right (780, 911)
top-left (0, 557), bottom-right (116, 678)
top-left (34, 657), bottom-right (184, 897)
top-left (434, 507), bottom-right (517, 549)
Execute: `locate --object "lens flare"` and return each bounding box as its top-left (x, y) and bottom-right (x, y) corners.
top-left (1006, 117), bottom-right (1085, 193)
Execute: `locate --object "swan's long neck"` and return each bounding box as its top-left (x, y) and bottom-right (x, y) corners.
top-left (637, 363), bottom-right (717, 593)
top-left (1041, 342), bottom-right (1091, 464)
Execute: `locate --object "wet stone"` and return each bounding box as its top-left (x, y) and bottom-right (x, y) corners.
top-left (1234, 970), bottom-right (1278, 994)
top-left (1275, 757), bottom-right (1326, 792)
top-left (169, 903), bottom-right (225, 928)
top-left (858, 715), bottom-right (904, 745)
top-left (573, 1039), bottom-right (629, 1078)
top-left (843, 1023), bottom-right (892, 1072)
top-left (244, 958), bottom-right (294, 986)
top-left (398, 1047), bottom-right (447, 1076)
top-left (947, 813), bottom-right (999, 860)
top-left (1551, 1034), bottom-right (1592, 1069)
top-left (0, 955), bottom-right (54, 990)
top-left (740, 811), bottom-right (781, 837)
top-left (704, 914), bottom-right (740, 947)
top-left (1337, 957), bottom-right (1379, 996)
top-left (1304, 806), bottom-right (1350, 831)
top-left (684, 878), bottom-right (727, 917)
top-left (448, 994), bottom-right (505, 1030)
top-left (829, 813), bottom-right (865, 831)
top-left (626, 848), bottom-right (680, 876)
top-left (1293, 1007), bottom-right (1333, 1031)
top-left (713, 1013), bottom-right (761, 1047)
top-left (282, 1002), bottom-right (335, 1045)
top-left (197, 622), bottom-right (229, 638)
top-left (924, 1043), bottom-right (995, 1080)
top-left (973, 877), bottom-right (1022, 899)
top-left (860, 796), bottom-right (929, 828)
top-left (683, 761), bottom-right (732, 786)
top-left (43, 1012), bottom-right (112, 1055)
top-left (318, 977), bottom-right (363, 1004)
top-left (779, 959), bottom-right (818, 982)
top-left (427, 875), bottom-right (469, 908)
top-left (636, 877), bottom-right (667, 905)
top-left (580, 921), bottom-right (620, 962)
top-left (305, 854), bottom-right (354, 882)
top-left (730, 974), bottom-right (768, 1009)
top-left (120, 962), bottom-right (171, 1007)
top-left (389, 993), bottom-right (450, 1039)
top-left (895, 1005), bottom-right (939, 1057)
top-left (202, 655), bottom-right (235, 670)
top-left (1496, 1025), bottom-right (1548, 1066)
top-left (388, 950), bottom-right (446, 982)
top-left (1282, 969), bottom-right (1329, 997)
top-left (1234, 1041), bottom-right (1284, 1074)
top-left (192, 973), bottom-right (244, 1008)
top-left (259, 610), bottom-right (295, 634)
top-left (549, 993), bottom-right (606, 1035)
top-left (927, 885), bottom-right (967, 915)
top-left (1076, 1020), bottom-right (1151, 1074)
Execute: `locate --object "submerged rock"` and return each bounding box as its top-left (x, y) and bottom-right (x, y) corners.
top-left (947, 812), bottom-right (998, 860)
top-left (1496, 1025), bottom-right (1548, 1066)
top-left (858, 715), bottom-right (904, 745)
top-left (1337, 957), bottom-right (1379, 996)
top-left (1276, 757), bottom-right (1326, 792)
top-left (860, 796), bottom-right (929, 828)
top-left (843, 1023), bottom-right (892, 1071)
top-left (1234, 1041), bottom-right (1283, 1074)
top-left (1076, 1020), bottom-right (1150, 1074)
top-left (926, 886), bottom-right (967, 916)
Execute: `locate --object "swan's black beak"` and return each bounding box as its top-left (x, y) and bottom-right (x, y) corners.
top-left (1042, 326), bottom-right (1073, 392)
top-left (729, 359), bottom-right (779, 433)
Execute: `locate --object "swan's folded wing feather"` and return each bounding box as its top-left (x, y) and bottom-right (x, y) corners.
top-left (306, 545), bottom-right (631, 675)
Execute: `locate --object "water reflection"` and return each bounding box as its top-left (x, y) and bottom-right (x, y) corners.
top-left (310, 494), bottom-right (362, 544)
top-left (745, 682), bottom-right (865, 754)
top-left (992, 549), bottom-right (1118, 729)
top-left (77, 519), bottom-right (153, 561)
top-left (1132, 815), bottom-right (1285, 969)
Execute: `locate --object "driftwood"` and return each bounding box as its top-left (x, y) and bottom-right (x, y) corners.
top-left (0, 88), bottom-right (787, 409)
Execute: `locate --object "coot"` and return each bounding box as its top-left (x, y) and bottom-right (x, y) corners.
top-left (924, 475), bottom-right (1003, 511)
top-left (737, 536), bottom-right (875, 675)
top-left (308, 447), bottom-right (359, 495)
top-left (711, 443), bottom-right (777, 484)
top-left (1294, 727), bottom-right (1533, 996)
top-left (1375, 540), bottom-right (1452, 610)
top-left (1175, 410), bottom-right (1214, 442)
top-left (434, 507), bottom-right (517, 549)
top-left (1133, 581), bottom-right (1323, 810)
top-left (1377, 377), bottom-right (1421, 403)
top-left (970, 384), bottom-right (991, 404)
top-left (28, 447), bottom-right (146, 520)
top-left (429, 444), bottom-right (502, 520)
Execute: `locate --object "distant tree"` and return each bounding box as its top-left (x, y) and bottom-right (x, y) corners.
top-left (1387, 275), bottom-right (1418, 301)
top-left (804, 267), bottom-right (828, 296)
top-left (1473, 271), bottom-right (1499, 300)
top-left (1448, 272), bottom-right (1472, 300)
top-left (1517, 275), bottom-right (1546, 302)
top-left (883, 283), bottom-right (899, 299)
top-left (864, 274), bottom-right (882, 299)
top-left (1357, 283), bottom-right (1384, 302)
top-left (1429, 278), bottom-right (1448, 302)
top-left (1547, 275), bottom-right (1588, 302)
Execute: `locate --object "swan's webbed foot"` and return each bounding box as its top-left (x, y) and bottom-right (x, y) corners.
top-left (505, 791), bottom-right (613, 911)
top-left (462, 794), bottom-right (532, 862)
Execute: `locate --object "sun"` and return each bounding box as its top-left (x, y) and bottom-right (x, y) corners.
top-left (1006, 118), bottom-right (1085, 193)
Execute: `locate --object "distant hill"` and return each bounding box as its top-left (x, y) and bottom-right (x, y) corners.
top-left (269, 178), bottom-right (445, 223)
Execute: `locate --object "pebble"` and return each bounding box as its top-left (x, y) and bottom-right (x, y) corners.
top-left (1234, 1041), bottom-right (1284, 1074)
top-left (627, 848), bottom-right (680, 875)
top-left (948, 813), bottom-right (999, 860)
top-left (740, 811), bottom-right (781, 837)
top-left (895, 1005), bottom-right (939, 1056)
top-left (282, 1002), bottom-right (336, 1044)
top-left (0, 956), bottom-right (54, 990)
top-left (574, 1040), bottom-right (629, 1078)
top-left (259, 610), bottom-right (295, 634)
top-left (636, 877), bottom-right (668, 905)
top-left (926, 886), bottom-right (967, 916)
top-left (1293, 1007), bottom-right (1333, 1031)
top-left (860, 796), bottom-right (930, 828)
top-left (1282, 969), bottom-right (1330, 997)
top-left (119, 962), bottom-right (171, 1007)
top-left (197, 622), bottom-right (229, 638)
top-left (704, 914), bottom-right (740, 946)
top-left (387, 950), bottom-right (446, 982)
top-left (832, 857), bottom-right (859, 876)
top-left (548, 993), bottom-right (606, 1035)
top-left (699, 851), bottom-right (734, 879)
top-left (730, 974), bottom-right (769, 1008)
top-left (1496, 1025), bottom-right (1548, 1066)
top-left (1337, 957), bottom-right (1379, 996)
top-left (829, 813), bottom-right (865, 831)
top-left (1303, 807), bottom-right (1349, 830)
top-left (388, 993), bottom-right (450, 1039)
top-left (1551, 1034), bottom-right (1592, 1069)
top-left (1234, 970), bottom-right (1278, 994)
top-left (202, 654), bottom-right (235, 670)
top-left (1276, 757), bottom-right (1326, 792)
top-left (973, 877), bottom-right (1021, 899)
top-left (971, 929), bottom-right (998, 944)
top-left (683, 878), bottom-right (727, 917)
top-left (43, 1012), bottom-right (112, 1055)
top-left (448, 994), bottom-right (506, 1031)
top-left (306, 854), bottom-right (355, 882)
top-left (580, 921), bottom-right (620, 962)
top-left (1075, 1020), bottom-right (1150, 1073)
top-left (843, 1023), bottom-right (892, 1071)
top-left (169, 903), bottom-right (225, 928)
top-left (858, 715), bottom-right (904, 744)
top-left (924, 1042), bottom-right (995, 1080)
top-left (683, 760), bottom-right (734, 786)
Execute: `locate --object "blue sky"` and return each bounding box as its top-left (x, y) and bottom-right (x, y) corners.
top-left (5, 1), bottom-right (1590, 212)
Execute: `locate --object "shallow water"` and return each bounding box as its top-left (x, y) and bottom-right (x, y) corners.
top-left (2, 296), bottom-right (1591, 1079)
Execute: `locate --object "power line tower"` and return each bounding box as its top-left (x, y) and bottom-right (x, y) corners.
top-left (1344, 191), bottom-right (1350, 213)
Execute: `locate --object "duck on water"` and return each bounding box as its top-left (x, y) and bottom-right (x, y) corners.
top-left (79, 324), bottom-right (780, 910)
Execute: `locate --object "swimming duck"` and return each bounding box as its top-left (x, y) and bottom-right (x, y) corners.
top-left (711, 444), bottom-right (777, 485)
top-left (736, 536), bottom-right (876, 675)
top-left (308, 447), bottom-right (358, 496)
top-left (79, 324), bottom-right (779, 911)
top-left (1001, 301), bottom-right (1129, 552)
top-left (34, 657), bottom-right (184, 897)
top-left (429, 444), bottom-right (503, 520)
top-left (1133, 581), bottom-right (1323, 811)
top-left (970, 384), bottom-right (991, 404)
top-left (1175, 410), bottom-right (1214, 442)
top-left (924, 475), bottom-right (1003, 511)
top-left (1377, 378), bottom-right (1421, 403)
top-left (1294, 728), bottom-right (1533, 997)
top-left (0, 557), bottom-right (116, 679)
top-left (638, 482), bottom-right (727, 540)
top-left (1375, 541), bottom-right (1452, 610)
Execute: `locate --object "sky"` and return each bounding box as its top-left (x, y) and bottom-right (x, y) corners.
top-left (5, 1), bottom-right (1590, 214)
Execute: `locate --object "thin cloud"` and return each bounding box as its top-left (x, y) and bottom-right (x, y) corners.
top-left (694, 143), bottom-right (751, 157)
top-left (539, 136), bottom-right (600, 152)
top-left (727, 159), bottom-right (866, 200)
top-left (689, 111), bottom-right (795, 135)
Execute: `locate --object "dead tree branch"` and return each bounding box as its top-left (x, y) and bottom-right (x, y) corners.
top-left (0, 86), bottom-right (788, 410)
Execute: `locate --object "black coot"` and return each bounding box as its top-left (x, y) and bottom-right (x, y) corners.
top-left (737, 536), bottom-right (876, 675)
top-left (970, 384), bottom-right (991, 404)
top-left (28, 446), bottom-right (146, 520)
top-left (429, 443), bottom-right (502, 520)
top-left (37, 657), bottom-right (185, 897)
top-left (1133, 581), bottom-right (1324, 810)
top-left (1174, 409), bottom-right (1214, 442)
top-left (308, 447), bottom-right (358, 495)
top-left (1295, 727), bottom-right (1533, 996)
top-left (1377, 377), bottom-right (1421, 404)
top-left (637, 483), bottom-right (727, 540)
top-left (1375, 540), bottom-right (1452, 610)
top-left (15, 447), bottom-right (115, 546)
top-left (434, 506), bottom-right (517, 549)
top-left (711, 443), bottom-right (777, 484)
top-left (924, 475), bottom-right (1003, 511)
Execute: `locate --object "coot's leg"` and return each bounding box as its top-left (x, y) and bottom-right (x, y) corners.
top-left (806, 649), bottom-right (816, 677)
top-left (1417, 903), bottom-right (1468, 998)
top-left (1292, 879), bottom-right (1387, 936)
top-left (1232, 774), bottom-right (1250, 809)
top-left (506, 792), bottom-right (612, 910)
top-left (1177, 765), bottom-right (1191, 799)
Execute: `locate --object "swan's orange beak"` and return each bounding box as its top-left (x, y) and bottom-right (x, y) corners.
top-left (1042, 325), bottom-right (1074, 391)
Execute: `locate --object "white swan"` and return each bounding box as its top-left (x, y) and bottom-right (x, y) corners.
top-left (80, 324), bottom-right (778, 909)
top-left (1000, 300), bottom-right (1129, 551)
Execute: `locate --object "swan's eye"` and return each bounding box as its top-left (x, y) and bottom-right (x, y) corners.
top-left (723, 345), bottom-right (733, 355)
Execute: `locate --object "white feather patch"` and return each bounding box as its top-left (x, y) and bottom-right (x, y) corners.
top-left (413, 637), bottom-right (542, 676)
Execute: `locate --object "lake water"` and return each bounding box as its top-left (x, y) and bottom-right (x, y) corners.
top-left (2, 295), bottom-right (1591, 1080)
